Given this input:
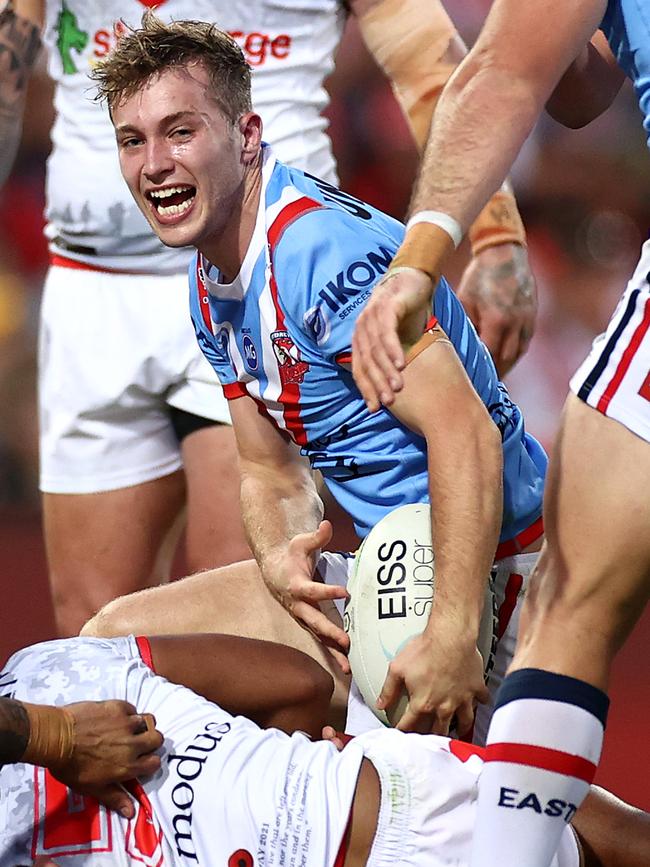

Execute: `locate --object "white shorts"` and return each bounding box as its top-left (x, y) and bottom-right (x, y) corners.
top-left (570, 241), bottom-right (650, 442)
top-left (317, 551), bottom-right (537, 743)
top-left (39, 262), bottom-right (231, 493)
top-left (355, 728), bottom-right (580, 867)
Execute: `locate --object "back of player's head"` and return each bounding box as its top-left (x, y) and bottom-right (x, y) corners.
top-left (92, 11), bottom-right (252, 123)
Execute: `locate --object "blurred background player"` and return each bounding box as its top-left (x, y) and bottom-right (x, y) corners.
top-left (2, 632), bottom-right (650, 867)
top-left (83, 13), bottom-right (547, 741)
top-left (0, 0), bottom-right (535, 637)
top-left (350, 2), bottom-right (650, 866)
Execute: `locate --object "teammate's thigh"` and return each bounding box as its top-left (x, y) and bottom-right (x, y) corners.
top-left (82, 560), bottom-right (351, 728)
top-left (44, 472), bottom-right (186, 637)
top-left (180, 423), bottom-right (251, 570)
top-left (514, 394), bottom-right (650, 688)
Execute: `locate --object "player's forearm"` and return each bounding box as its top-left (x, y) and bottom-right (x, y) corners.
top-left (409, 60), bottom-right (539, 237)
top-left (240, 464), bottom-right (323, 581)
top-left (390, 338), bottom-right (503, 636)
top-left (0, 2), bottom-right (41, 186)
top-left (423, 405), bottom-right (503, 640)
top-left (407, 0), bottom-right (606, 242)
top-left (0, 696), bottom-right (29, 765)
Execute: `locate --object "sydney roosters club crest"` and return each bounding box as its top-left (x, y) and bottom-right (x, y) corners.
top-left (271, 330), bottom-right (309, 386)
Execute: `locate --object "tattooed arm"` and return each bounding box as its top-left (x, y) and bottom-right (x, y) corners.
top-left (0, 696), bottom-right (29, 765)
top-left (0, 0), bottom-right (43, 186)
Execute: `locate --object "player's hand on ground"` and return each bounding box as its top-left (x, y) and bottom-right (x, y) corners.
top-left (377, 619), bottom-right (488, 735)
top-left (269, 520), bottom-right (351, 671)
top-left (457, 243), bottom-right (537, 377)
top-left (352, 267), bottom-right (434, 412)
top-left (51, 700), bottom-right (163, 818)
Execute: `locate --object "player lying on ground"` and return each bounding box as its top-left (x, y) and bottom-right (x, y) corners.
top-left (0, 695), bottom-right (162, 818)
top-left (1, 633), bottom-right (649, 867)
top-left (83, 13), bottom-right (547, 740)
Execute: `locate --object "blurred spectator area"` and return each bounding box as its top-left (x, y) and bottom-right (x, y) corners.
top-left (0, 60), bottom-right (52, 511)
top-left (2, 4), bottom-right (650, 810)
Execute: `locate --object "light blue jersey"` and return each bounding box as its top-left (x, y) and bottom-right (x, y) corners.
top-left (601, 0), bottom-right (650, 145)
top-left (189, 147), bottom-right (546, 549)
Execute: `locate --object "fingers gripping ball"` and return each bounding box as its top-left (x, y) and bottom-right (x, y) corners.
top-left (344, 504), bottom-right (497, 726)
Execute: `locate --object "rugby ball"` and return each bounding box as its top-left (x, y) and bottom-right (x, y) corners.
top-left (344, 503), bottom-right (497, 727)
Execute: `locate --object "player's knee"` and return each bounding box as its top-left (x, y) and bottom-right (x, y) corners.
top-left (80, 598), bottom-right (137, 638)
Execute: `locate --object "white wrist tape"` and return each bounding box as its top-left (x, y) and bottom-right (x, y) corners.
top-left (405, 211), bottom-right (463, 249)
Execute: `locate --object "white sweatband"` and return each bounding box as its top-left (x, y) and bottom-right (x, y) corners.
top-left (405, 211), bottom-right (463, 249)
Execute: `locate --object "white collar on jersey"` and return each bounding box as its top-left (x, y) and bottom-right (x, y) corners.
top-left (200, 145), bottom-right (276, 300)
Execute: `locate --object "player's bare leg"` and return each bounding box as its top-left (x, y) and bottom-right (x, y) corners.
top-left (515, 394), bottom-right (650, 683)
top-left (44, 472), bottom-right (186, 638)
top-left (471, 394), bottom-right (650, 867)
top-left (181, 424), bottom-right (252, 571)
top-left (45, 422), bottom-right (251, 638)
top-left (574, 787), bottom-right (650, 867)
top-left (82, 560), bottom-right (351, 728)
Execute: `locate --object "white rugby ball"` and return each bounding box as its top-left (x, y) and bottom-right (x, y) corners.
top-left (344, 503), bottom-right (497, 727)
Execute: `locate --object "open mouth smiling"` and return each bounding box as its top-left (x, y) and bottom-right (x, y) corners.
top-left (147, 185), bottom-right (197, 217)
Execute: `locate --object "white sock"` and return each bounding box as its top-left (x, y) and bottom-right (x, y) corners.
top-left (470, 668), bottom-right (609, 867)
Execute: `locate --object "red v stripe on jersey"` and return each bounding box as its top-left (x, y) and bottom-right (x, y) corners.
top-left (597, 295), bottom-right (650, 412)
top-left (268, 196), bottom-right (324, 252)
top-left (267, 196), bottom-right (325, 446)
top-left (485, 742), bottom-right (597, 784)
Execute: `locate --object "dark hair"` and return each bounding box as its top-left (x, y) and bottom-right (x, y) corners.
top-left (91, 11), bottom-right (252, 122)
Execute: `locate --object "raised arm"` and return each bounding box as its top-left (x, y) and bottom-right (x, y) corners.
top-left (351, 0), bottom-right (536, 376)
top-left (352, 0), bottom-right (608, 408)
top-left (374, 328), bottom-right (501, 734)
top-left (0, 0), bottom-right (43, 186)
top-left (229, 394), bottom-right (350, 667)
top-left (143, 634), bottom-right (335, 740)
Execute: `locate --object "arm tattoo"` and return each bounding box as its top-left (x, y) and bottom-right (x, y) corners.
top-left (0, 3), bottom-right (42, 185)
top-left (0, 696), bottom-right (29, 765)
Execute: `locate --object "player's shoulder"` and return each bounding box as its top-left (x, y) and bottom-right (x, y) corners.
top-left (266, 161), bottom-right (403, 285)
top-left (267, 158), bottom-right (403, 245)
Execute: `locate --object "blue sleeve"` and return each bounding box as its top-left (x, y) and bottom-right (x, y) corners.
top-left (188, 257), bottom-right (238, 387)
top-left (272, 208), bottom-right (403, 364)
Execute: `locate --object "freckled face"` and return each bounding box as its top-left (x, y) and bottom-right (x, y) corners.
top-left (113, 64), bottom-right (245, 250)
